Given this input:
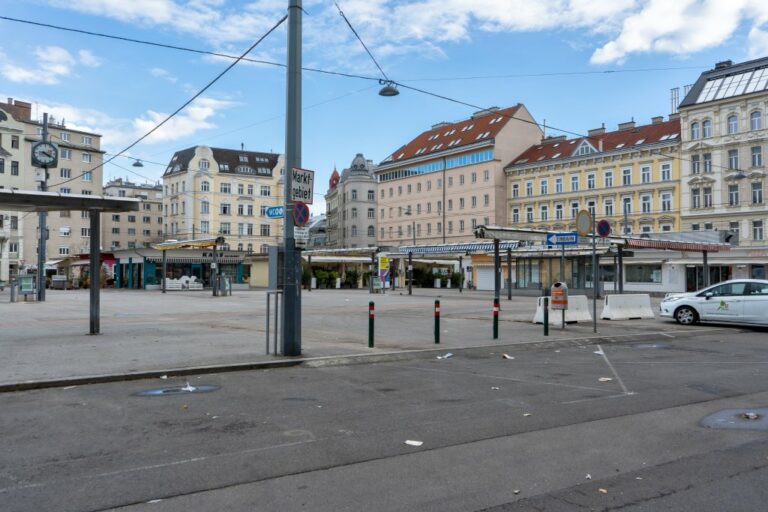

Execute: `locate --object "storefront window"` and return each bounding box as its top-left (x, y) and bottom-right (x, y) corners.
top-left (626, 264), bottom-right (662, 283)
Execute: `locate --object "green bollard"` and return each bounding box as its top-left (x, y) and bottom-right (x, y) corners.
top-left (369, 301), bottom-right (375, 348)
top-left (434, 300), bottom-right (440, 344)
top-left (493, 298), bottom-right (499, 339)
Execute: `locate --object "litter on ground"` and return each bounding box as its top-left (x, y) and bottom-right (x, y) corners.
top-left (405, 440), bottom-right (423, 447)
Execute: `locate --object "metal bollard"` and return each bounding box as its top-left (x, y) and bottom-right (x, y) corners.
top-left (543, 297), bottom-right (549, 336)
top-left (368, 301), bottom-right (375, 348)
top-left (493, 297), bottom-right (499, 339)
top-left (434, 299), bottom-right (440, 344)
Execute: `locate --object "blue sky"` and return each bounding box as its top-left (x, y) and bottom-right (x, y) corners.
top-left (3, 0), bottom-right (768, 214)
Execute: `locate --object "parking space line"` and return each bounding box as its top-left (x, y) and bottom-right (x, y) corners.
top-left (595, 344), bottom-right (632, 395)
top-left (561, 392), bottom-right (632, 405)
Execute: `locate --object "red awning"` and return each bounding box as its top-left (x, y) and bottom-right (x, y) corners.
top-left (622, 238), bottom-right (729, 252)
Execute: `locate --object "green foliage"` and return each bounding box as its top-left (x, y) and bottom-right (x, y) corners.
top-left (345, 269), bottom-right (359, 288)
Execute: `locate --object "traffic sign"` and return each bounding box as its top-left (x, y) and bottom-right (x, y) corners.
top-left (576, 210), bottom-right (593, 237)
top-left (293, 201), bottom-right (310, 227)
top-left (290, 167), bottom-right (315, 204)
top-left (597, 219), bottom-right (612, 238)
top-left (545, 232), bottom-right (579, 245)
top-left (266, 206), bottom-right (284, 219)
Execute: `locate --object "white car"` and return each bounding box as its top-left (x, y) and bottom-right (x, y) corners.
top-left (660, 279), bottom-right (768, 325)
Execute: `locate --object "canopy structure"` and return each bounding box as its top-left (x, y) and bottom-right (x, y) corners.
top-left (0, 189), bottom-right (140, 335)
top-left (619, 237), bottom-right (730, 252)
top-left (151, 236), bottom-right (224, 251)
top-left (398, 241), bottom-right (519, 254)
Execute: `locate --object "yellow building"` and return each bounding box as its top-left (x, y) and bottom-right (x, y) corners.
top-left (162, 146), bottom-right (284, 253)
top-left (505, 117), bottom-right (682, 237)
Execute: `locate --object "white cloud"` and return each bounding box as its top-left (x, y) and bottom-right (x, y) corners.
top-left (78, 49), bottom-right (103, 67)
top-left (149, 67), bottom-right (178, 83)
top-left (0, 46), bottom-right (102, 85)
top-left (748, 27), bottom-right (768, 59)
top-left (131, 97), bottom-right (235, 144)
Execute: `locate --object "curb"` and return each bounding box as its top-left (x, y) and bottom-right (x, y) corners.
top-left (0, 327), bottom-right (732, 393)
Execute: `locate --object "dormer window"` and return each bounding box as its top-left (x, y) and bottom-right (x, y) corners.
top-left (199, 158), bottom-right (209, 170)
top-left (475, 131), bottom-right (491, 140)
top-left (461, 123), bottom-right (474, 132)
top-left (573, 140), bottom-right (597, 156)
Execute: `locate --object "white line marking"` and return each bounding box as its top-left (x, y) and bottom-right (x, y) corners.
top-left (561, 392), bottom-right (633, 405)
top-left (595, 344), bottom-right (631, 395)
top-left (659, 333), bottom-right (675, 338)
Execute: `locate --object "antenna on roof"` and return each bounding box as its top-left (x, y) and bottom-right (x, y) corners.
top-left (241, 143), bottom-right (244, 151)
top-left (542, 119), bottom-right (546, 139)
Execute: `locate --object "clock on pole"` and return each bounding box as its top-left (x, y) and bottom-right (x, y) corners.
top-left (31, 141), bottom-right (58, 168)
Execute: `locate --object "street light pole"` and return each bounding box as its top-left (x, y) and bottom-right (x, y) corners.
top-left (37, 113), bottom-right (49, 301)
top-left (282, 0), bottom-right (302, 356)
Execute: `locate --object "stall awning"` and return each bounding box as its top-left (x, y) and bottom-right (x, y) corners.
top-left (145, 255), bottom-right (243, 264)
top-left (152, 237), bottom-right (224, 250)
top-left (302, 256), bottom-right (372, 263)
top-left (398, 241), bottom-right (519, 254)
top-left (622, 238), bottom-right (730, 252)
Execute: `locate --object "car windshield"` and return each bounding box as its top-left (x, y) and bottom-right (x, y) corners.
top-left (701, 282), bottom-right (748, 297)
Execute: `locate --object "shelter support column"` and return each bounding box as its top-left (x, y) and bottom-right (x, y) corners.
top-left (459, 256), bottom-right (463, 293)
top-left (506, 248), bottom-right (512, 300)
top-left (89, 212), bottom-right (101, 334)
top-left (703, 251), bottom-right (709, 287)
top-left (162, 250), bottom-right (167, 294)
top-left (617, 246), bottom-right (624, 294)
top-left (128, 257), bottom-right (134, 289)
top-left (115, 258), bottom-right (121, 289)
top-left (493, 239), bottom-right (500, 301)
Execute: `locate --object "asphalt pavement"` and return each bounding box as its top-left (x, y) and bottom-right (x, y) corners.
top-left (1, 328), bottom-right (767, 511)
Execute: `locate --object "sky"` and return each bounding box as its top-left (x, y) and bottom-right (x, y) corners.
top-left (3, 0), bottom-right (768, 215)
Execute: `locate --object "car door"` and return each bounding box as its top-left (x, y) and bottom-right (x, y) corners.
top-left (698, 282), bottom-right (746, 322)
top-left (742, 282), bottom-right (768, 324)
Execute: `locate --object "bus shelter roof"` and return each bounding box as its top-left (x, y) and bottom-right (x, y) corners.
top-left (0, 189), bottom-right (139, 212)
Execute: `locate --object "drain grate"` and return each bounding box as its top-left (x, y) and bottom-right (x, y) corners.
top-left (700, 408), bottom-right (768, 432)
top-left (135, 384), bottom-right (220, 396)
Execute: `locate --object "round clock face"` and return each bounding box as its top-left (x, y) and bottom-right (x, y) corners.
top-left (33, 142), bottom-right (57, 166)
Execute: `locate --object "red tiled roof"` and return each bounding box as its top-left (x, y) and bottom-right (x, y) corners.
top-left (383, 105), bottom-right (523, 164)
top-left (329, 168), bottom-right (340, 189)
top-left (509, 119), bottom-right (681, 167)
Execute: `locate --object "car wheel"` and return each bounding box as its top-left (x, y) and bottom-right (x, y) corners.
top-left (675, 306), bottom-right (698, 325)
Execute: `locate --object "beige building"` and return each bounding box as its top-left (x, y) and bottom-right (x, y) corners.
top-left (0, 98), bottom-right (104, 278)
top-left (102, 178), bottom-right (163, 251)
top-left (162, 146), bottom-right (284, 253)
top-left (374, 105), bottom-right (542, 247)
top-left (0, 100), bottom-right (28, 282)
top-left (325, 153), bottom-right (377, 248)
top-left (506, 117), bottom-right (682, 236)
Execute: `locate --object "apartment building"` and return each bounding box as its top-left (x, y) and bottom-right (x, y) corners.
top-left (678, 57), bottom-right (768, 281)
top-left (162, 146), bottom-right (284, 253)
top-left (0, 100), bottom-right (28, 281)
top-left (506, 117), bottom-right (681, 235)
top-left (0, 98), bottom-right (104, 277)
top-left (102, 178), bottom-right (163, 251)
top-left (374, 105), bottom-right (542, 247)
top-left (325, 153), bottom-right (377, 248)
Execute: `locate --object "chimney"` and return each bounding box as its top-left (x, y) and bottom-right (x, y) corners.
top-left (431, 121), bottom-right (451, 130)
top-left (6, 97), bottom-right (11, 105)
top-left (618, 118), bottom-right (636, 131)
top-left (588, 123), bottom-right (606, 136)
top-left (714, 59), bottom-right (733, 70)
top-left (651, 116), bottom-right (664, 124)
top-left (471, 106), bottom-right (500, 119)
top-left (241, 142), bottom-right (244, 151)
top-left (544, 135), bottom-right (567, 143)
top-left (668, 112), bottom-right (680, 121)
top-left (12, 100), bottom-right (32, 121)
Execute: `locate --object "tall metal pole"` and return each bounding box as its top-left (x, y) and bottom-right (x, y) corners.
top-left (506, 247), bottom-right (512, 300)
top-left (89, 212), bottom-right (100, 334)
top-left (493, 238), bottom-right (500, 302)
top-left (282, 0), bottom-right (302, 356)
top-left (408, 251), bottom-right (412, 295)
top-left (37, 113), bottom-right (49, 301)
top-left (459, 255), bottom-right (463, 293)
top-left (592, 215), bottom-right (597, 333)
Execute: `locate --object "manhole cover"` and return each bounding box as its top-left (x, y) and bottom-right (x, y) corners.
top-left (700, 408), bottom-right (768, 431)
top-left (135, 384), bottom-right (220, 396)
top-left (631, 343), bottom-right (672, 350)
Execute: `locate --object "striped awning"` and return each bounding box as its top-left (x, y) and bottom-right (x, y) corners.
top-left (622, 238), bottom-right (729, 252)
top-left (145, 256), bottom-right (243, 264)
top-left (398, 241), bottom-right (519, 254)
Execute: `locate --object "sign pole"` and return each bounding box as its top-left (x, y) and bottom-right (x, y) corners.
top-left (37, 113), bottom-right (49, 302)
top-left (592, 215), bottom-right (597, 333)
top-left (282, 0), bottom-right (302, 356)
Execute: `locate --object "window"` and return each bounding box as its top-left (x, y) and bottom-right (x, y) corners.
top-left (0, 158), bottom-right (4, 173)
top-left (483, 194), bottom-right (489, 206)
top-left (201, 200), bottom-right (209, 214)
top-left (260, 224), bottom-right (270, 236)
top-left (448, 221), bottom-right (453, 233)
top-left (459, 175), bottom-right (465, 185)
top-left (221, 203), bottom-right (231, 215)
top-left (703, 187), bottom-right (713, 207)
top-left (728, 149), bottom-right (739, 169)
top-left (751, 111), bottom-right (762, 131)
top-left (661, 163), bottom-right (671, 181)
top-left (427, 180), bottom-right (432, 191)
top-left (368, 208), bottom-right (375, 219)
top-left (260, 185), bottom-right (271, 196)
top-left (60, 210), bottom-right (70, 218)
top-left (471, 196), bottom-right (477, 208)
top-left (82, 152), bottom-right (92, 163)
top-left (448, 199), bottom-right (453, 211)
top-left (604, 199), bottom-right (614, 216)
top-left (555, 177), bottom-right (563, 193)
top-left (728, 184), bottom-right (740, 206)
top-left (641, 166), bottom-right (651, 184)
top-left (604, 171), bottom-right (613, 188)
top-left (59, 226), bottom-right (71, 237)
top-left (622, 168), bottom-right (631, 185)
top-left (60, 187), bottom-right (71, 194)
top-left (526, 207), bottom-right (534, 223)
top-left (752, 146), bottom-right (763, 167)
top-left (10, 216), bottom-right (18, 230)
top-left (417, 183), bottom-right (422, 193)
top-left (692, 188), bottom-right (701, 209)
top-left (111, 227), bottom-right (120, 234)
top-left (661, 192), bottom-right (672, 212)
top-left (448, 177), bottom-right (453, 188)
top-left (82, 189), bottom-right (92, 196)
top-left (143, 216), bottom-right (151, 223)
top-left (471, 172), bottom-right (477, 183)
top-left (752, 182), bottom-right (763, 204)
top-left (570, 202), bottom-right (579, 218)
top-left (11, 135), bottom-right (19, 148)
top-left (459, 197), bottom-right (465, 209)
top-left (459, 220), bottom-right (465, 232)
top-left (587, 174), bottom-right (595, 189)
top-left (691, 155), bottom-right (700, 174)
top-left (540, 179), bottom-right (548, 195)
top-left (127, 215), bottom-right (136, 223)
top-left (247, 223), bottom-right (254, 235)
top-left (127, 228), bottom-right (136, 236)
top-left (512, 184), bottom-right (519, 198)
top-left (368, 189), bottom-right (374, 200)
top-left (9, 161), bottom-right (20, 176)
top-left (622, 197), bottom-right (632, 214)
top-left (537, 205), bottom-right (547, 221)
top-left (368, 225), bottom-right (375, 237)
top-left (525, 181), bottom-right (533, 196)
top-left (484, 170), bottom-right (489, 181)
top-left (437, 222), bottom-right (442, 234)
top-left (555, 204), bottom-right (563, 220)
top-left (381, 189), bottom-right (385, 199)
top-left (112, 214), bottom-right (120, 222)
top-left (641, 195), bottom-right (651, 213)
top-left (753, 220), bottom-right (764, 241)
top-left (61, 148), bottom-right (71, 160)
top-left (60, 168), bottom-right (71, 178)
top-left (703, 153), bottom-right (712, 173)
top-left (237, 204), bottom-right (244, 216)
top-left (59, 247), bottom-right (70, 256)
top-left (690, 122), bottom-right (700, 139)
top-left (82, 171), bottom-right (92, 182)
top-left (352, 189), bottom-right (358, 200)
top-left (351, 207), bottom-right (358, 218)
top-left (220, 183), bottom-right (231, 194)
top-left (81, 135), bottom-right (92, 146)
top-left (237, 184), bottom-right (244, 195)
top-left (220, 222), bottom-right (231, 235)
top-left (570, 175), bottom-right (579, 191)
top-left (728, 114), bottom-right (738, 134)
top-left (702, 119), bottom-right (712, 138)
top-left (626, 264), bottom-right (662, 283)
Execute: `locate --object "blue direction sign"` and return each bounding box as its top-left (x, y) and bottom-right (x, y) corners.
top-left (265, 206), bottom-right (284, 219)
top-left (546, 232), bottom-right (579, 245)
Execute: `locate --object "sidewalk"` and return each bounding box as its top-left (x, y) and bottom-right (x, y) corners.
top-left (0, 288), bottom-right (709, 388)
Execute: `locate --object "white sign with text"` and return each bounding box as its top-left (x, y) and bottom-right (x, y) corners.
top-left (290, 167), bottom-right (315, 204)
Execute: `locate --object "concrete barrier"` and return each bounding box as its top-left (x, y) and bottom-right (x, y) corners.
top-left (533, 295), bottom-right (592, 325)
top-left (600, 294), bottom-right (655, 320)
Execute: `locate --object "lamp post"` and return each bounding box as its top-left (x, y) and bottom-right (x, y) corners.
top-left (404, 207), bottom-right (415, 295)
